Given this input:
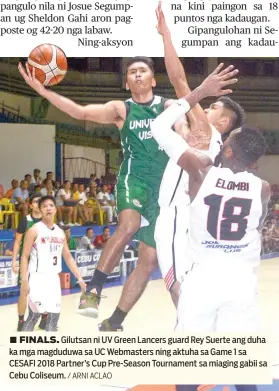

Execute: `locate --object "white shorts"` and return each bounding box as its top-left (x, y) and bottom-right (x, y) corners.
top-left (28, 273), bottom-right (61, 314)
top-left (155, 204), bottom-right (192, 291)
top-left (176, 262), bottom-right (260, 332)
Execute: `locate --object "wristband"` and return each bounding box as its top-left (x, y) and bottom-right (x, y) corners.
top-left (176, 98), bottom-right (191, 113)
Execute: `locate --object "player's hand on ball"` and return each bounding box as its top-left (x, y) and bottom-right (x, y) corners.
top-left (18, 62), bottom-right (45, 94)
top-left (200, 63), bottom-right (239, 98)
top-left (78, 278), bottom-right (87, 292)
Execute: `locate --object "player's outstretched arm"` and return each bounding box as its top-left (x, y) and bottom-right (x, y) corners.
top-left (156, 1), bottom-right (210, 136)
top-left (156, 2), bottom-right (238, 136)
top-left (62, 239), bottom-right (86, 292)
top-left (156, 2), bottom-right (188, 98)
top-left (18, 62), bottom-right (125, 126)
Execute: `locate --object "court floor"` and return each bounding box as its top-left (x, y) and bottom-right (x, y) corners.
top-left (0, 257), bottom-right (278, 386)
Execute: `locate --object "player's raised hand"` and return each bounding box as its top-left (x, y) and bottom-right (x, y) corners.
top-left (18, 62), bottom-right (45, 94)
top-left (200, 63), bottom-right (239, 98)
top-left (155, 1), bottom-right (169, 36)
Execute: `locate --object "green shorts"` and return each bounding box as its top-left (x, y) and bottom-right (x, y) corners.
top-left (116, 181), bottom-right (150, 216)
top-left (116, 177), bottom-right (159, 249)
top-left (134, 207), bottom-right (158, 248)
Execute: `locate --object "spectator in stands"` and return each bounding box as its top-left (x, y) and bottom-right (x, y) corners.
top-left (107, 187), bottom-right (117, 221)
top-left (30, 168), bottom-right (42, 190)
top-left (40, 179), bottom-right (55, 197)
top-left (93, 226), bottom-right (111, 249)
top-left (97, 185), bottom-right (115, 224)
top-left (55, 180), bottom-right (78, 226)
top-left (271, 217), bottom-right (278, 229)
top-left (72, 183), bottom-right (79, 200)
top-left (4, 179), bottom-right (19, 199)
top-left (86, 181), bottom-right (98, 198)
top-left (24, 174), bottom-right (32, 191)
top-left (64, 226), bottom-right (78, 250)
top-left (34, 185), bottom-right (41, 193)
top-left (10, 180), bottom-right (29, 216)
top-left (107, 186), bottom-right (115, 205)
top-left (100, 175), bottom-right (106, 186)
top-left (76, 183), bottom-right (92, 224)
top-left (262, 228), bottom-right (269, 254)
top-left (274, 201), bottom-right (279, 216)
top-left (77, 227), bottom-right (95, 251)
top-left (262, 220), bottom-right (276, 254)
top-left (54, 180), bottom-right (61, 195)
top-left (90, 173), bottom-right (100, 186)
top-left (45, 171), bottom-right (55, 186)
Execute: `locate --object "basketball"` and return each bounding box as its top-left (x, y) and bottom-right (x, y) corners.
top-left (27, 43), bottom-right (68, 86)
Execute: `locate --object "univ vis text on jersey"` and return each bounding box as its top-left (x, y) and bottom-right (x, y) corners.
top-left (128, 115), bottom-right (164, 149)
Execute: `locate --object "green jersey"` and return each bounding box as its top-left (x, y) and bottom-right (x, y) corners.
top-left (119, 95), bottom-right (169, 188)
top-left (18, 214), bottom-right (41, 257)
top-left (115, 95), bottom-right (170, 248)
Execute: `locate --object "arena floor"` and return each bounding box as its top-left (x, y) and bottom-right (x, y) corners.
top-left (0, 258), bottom-right (278, 388)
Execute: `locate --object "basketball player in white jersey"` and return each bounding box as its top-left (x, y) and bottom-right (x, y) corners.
top-left (151, 98), bottom-right (270, 331)
top-left (20, 196), bottom-right (86, 331)
top-left (154, 2), bottom-right (245, 306)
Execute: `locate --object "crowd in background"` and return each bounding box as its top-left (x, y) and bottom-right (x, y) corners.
top-left (0, 169), bottom-right (117, 227)
top-left (261, 198), bottom-right (279, 255)
top-left (1, 169), bottom-right (279, 256)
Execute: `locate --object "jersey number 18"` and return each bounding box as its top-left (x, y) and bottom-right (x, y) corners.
top-left (204, 195), bottom-right (252, 241)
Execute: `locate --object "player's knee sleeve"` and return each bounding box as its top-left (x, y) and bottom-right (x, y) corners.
top-left (22, 307), bottom-right (41, 331)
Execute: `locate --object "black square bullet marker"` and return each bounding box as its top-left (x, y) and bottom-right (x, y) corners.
top-left (10, 337), bottom-right (16, 343)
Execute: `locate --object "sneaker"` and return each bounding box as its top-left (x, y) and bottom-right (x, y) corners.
top-left (77, 292), bottom-right (100, 318)
top-left (17, 320), bottom-right (25, 332)
top-left (98, 319), bottom-right (123, 332)
top-left (74, 223), bottom-right (81, 226)
top-left (59, 221), bottom-right (65, 227)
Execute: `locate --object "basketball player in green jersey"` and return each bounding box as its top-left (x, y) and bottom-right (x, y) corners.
top-left (11, 193), bottom-right (45, 331)
top-left (18, 57), bottom-right (238, 322)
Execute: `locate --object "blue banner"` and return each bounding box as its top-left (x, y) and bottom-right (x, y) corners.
top-left (65, 250), bottom-right (121, 284)
top-left (0, 257), bottom-right (18, 290)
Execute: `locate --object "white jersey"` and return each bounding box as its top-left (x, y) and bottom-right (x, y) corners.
top-left (28, 221), bottom-right (65, 275)
top-left (188, 166), bottom-right (263, 267)
top-left (158, 125), bottom-right (222, 207)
